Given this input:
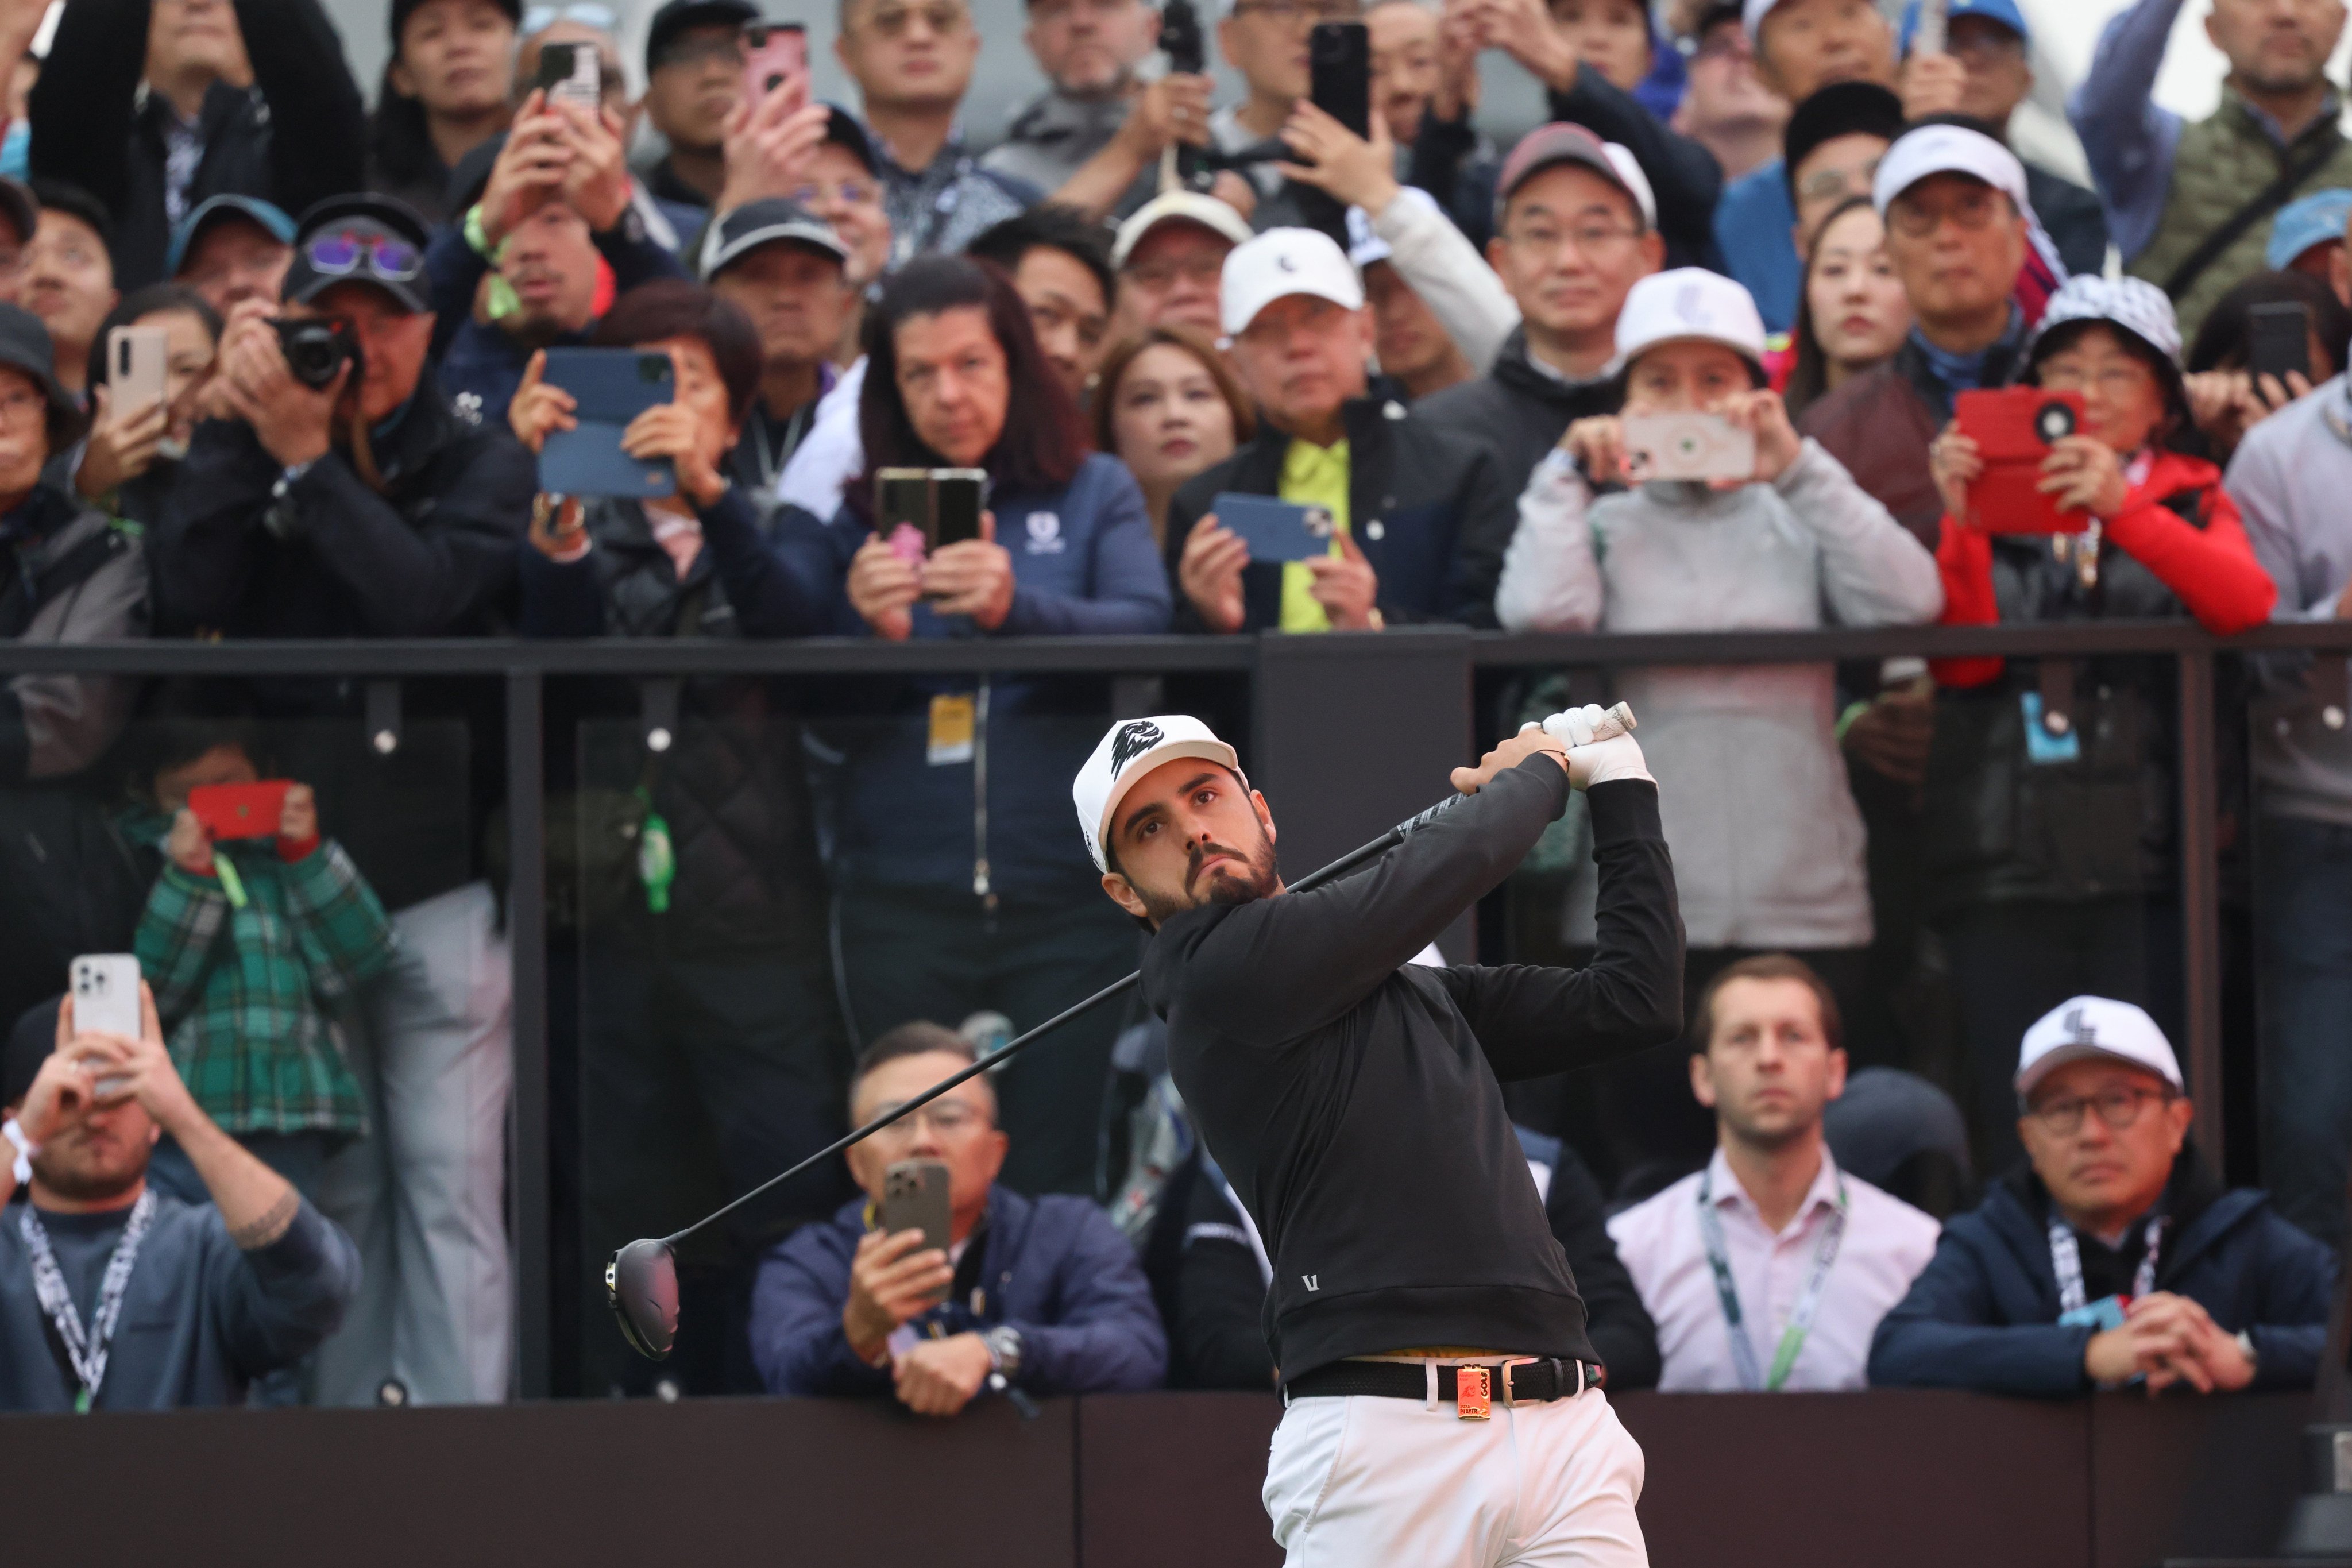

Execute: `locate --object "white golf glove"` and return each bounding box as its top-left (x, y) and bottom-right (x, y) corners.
top-left (1541, 704), bottom-right (1654, 790)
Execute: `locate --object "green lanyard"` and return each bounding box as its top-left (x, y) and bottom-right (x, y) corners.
top-left (1697, 1165), bottom-right (1850, 1391)
top-left (635, 787), bottom-right (674, 914)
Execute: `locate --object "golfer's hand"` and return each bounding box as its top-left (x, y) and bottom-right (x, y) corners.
top-left (1542, 703), bottom-right (1653, 789)
top-left (893, 1332), bottom-right (994, 1417)
top-left (1451, 723), bottom-right (1567, 794)
top-left (842, 1227), bottom-right (951, 1362)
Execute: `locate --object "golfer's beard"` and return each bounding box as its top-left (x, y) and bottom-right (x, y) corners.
top-left (1136, 822), bottom-right (1278, 923)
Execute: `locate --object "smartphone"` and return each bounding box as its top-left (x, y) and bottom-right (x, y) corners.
top-left (536, 39), bottom-right (601, 112)
top-left (931, 468), bottom-right (986, 550)
top-left (880, 1158), bottom-right (952, 1304)
top-left (876, 466), bottom-right (932, 541)
top-left (107, 325), bottom-right (169, 414)
top-left (538, 347), bottom-right (677, 498)
top-left (69, 955), bottom-right (141, 1041)
top-left (741, 22), bottom-right (807, 111)
top-left (187, 780), bottom-right (292, 841)
top-left (1308, 21), bottom-right (1371, 140)
top-left (1953, 387), bottom-right (2091, 535)
top-left (1911, 0), bottom-right (1949, 55)
top-left (1215, 492), bottom-right (1337, 563)
top-left (2247, 300), bottom-right (2312, 384)
top-left (1622, 412), bottom-right (1756, 484)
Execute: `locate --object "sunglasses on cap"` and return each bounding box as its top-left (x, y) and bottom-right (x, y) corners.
top-left (306, 229), bottom-right (423, 281)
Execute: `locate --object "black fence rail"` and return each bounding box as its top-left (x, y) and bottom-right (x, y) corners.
top-left (7, 619), bottom-right (2344, 1398)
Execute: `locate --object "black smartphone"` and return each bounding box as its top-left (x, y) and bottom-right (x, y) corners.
top-left (932, 469), bottom-right (986, 550)
top-left (1308, 21), bottom-right (1370, 140)
top-left (536, 40), bottom-right (600, 112)
top-left (876, 468), bottom-right (930, 537)
top-left (2247, 300), bottom-right (2312, 384)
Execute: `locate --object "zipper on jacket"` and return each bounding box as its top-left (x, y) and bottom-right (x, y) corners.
top-left (972, 676), bottom-right (993, 904)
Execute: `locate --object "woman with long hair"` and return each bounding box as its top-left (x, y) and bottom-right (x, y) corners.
top-left (1091, 326), bottom-right (1253, 549)
top-left (76, 283), bottom-right (221, 526)
top-left (1783, 196), bottom-right (1911, 422)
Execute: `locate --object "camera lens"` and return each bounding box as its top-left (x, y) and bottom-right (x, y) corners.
top-left (2036, 402), bottom-right (2076, 442)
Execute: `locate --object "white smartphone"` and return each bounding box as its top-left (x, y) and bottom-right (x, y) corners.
top-left (69, 954), bottom-right (141, 1040)
top-left (538, 39), bottom-right (601, 114)
top-left (1623, 412), bottom-right (1757, 484)
top-left (106, 325), bottom-right (169, 414)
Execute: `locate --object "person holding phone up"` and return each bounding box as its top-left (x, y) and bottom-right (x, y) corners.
top-left (1920, 275), bottom-right (2277, 1167)
top-left (1496, 267), bottom-right (1940, 1049)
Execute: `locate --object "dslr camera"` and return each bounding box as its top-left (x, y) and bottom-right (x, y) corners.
top-left (271, 318), bottom-right (361, 392)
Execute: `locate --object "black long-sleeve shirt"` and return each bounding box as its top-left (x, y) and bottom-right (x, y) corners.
top-left (1142, 759), bottom-right (1683, 1382)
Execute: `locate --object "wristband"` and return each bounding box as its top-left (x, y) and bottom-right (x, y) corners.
top-left (463, 202), bottom-right (497, 260)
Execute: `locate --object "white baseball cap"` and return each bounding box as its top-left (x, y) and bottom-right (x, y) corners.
top-left (1606, 267), bottom-right (1768, 379)
top-left (1872, 122), bottom-right (2028, 217)
top-left (2014, 996), bottom-right (2185, 1099)
top-left (1111, 191), bottom-right (1255, 271)
top-left (1073, 716), bottom-right (1248, 874)
top-left (1219, 227), bottom-right (1364, 340)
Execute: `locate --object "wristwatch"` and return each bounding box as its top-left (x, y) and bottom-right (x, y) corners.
top-left (983, 1324), bottom-right (1024, 1383)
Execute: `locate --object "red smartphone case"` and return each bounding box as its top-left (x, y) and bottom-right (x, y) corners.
top-left (1953, 387), bottom-right (2091, 535)
top-left (187, 781), bottom-right (291, 840)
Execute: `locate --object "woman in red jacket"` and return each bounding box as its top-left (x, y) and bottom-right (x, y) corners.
top-left (1915, 275), bottom-right (2276, 1170)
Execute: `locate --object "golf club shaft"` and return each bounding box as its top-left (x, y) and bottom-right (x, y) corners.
top-left (664, 802), bottom-right (1433, 1245)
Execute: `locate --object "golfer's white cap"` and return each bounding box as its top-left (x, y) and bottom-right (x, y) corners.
top-left (1073, 716), bottom-right (1247, 874)
top-left (1220, 227), bottom-right (1364, 340)
top-left (1742, 0), bottom-right (1781, 35)
top-left (2014, 996), bottom-right (2184, 1098)
top-left (1111, 190), bottom-right (1255, 271)
top-left (1872, 122), bottom-right (2028, 217)
top-left (1606, 267), bottom-right (1768, 378)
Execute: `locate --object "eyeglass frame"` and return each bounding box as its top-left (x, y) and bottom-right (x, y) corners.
top-left (2019, 1083), bottom-right (2177, 1137)
top-left (864, 1096), bottom-right (997, 1141)
top-left (1229, 0), bottom-right (1363, 26)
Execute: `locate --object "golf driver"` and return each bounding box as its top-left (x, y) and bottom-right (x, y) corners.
top-left (605, 702), bottom-right (1637, 1358)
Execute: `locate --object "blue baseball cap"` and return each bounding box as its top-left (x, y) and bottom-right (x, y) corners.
top-left (1898, 0), bottom-right (2027, 56)
top-left (167, 194), bottom-right (295, 279)
top-left (2268, 188), bottom-right (2352, 271)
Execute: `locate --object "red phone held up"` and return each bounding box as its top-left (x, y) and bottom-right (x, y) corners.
top-left (1953, 387), bottom-right (2092, 535)
top-left (186, 781), bottom-right (292, 840)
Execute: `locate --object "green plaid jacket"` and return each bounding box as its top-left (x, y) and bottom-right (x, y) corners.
top-left (128, 817), bottom-right (395, 1137)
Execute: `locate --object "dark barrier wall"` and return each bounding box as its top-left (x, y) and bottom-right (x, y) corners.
top-left (0, 1390), bottom-right (2307, 1567)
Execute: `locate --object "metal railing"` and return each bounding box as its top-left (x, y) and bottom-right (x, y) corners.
top-left (6, 617), bottom-right (2343, 1397)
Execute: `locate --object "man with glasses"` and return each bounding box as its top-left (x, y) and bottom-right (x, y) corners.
top-left (155, 192), bottom-right (534, 1408)
top-left (836, 0), bottom-right (1041, 264)
top-left (1419, 123), bottom-right (1662, 508)
top-left (1870, 997), bottom-right (2331, 1397)
top-left (1108, 189), bottom-right (1253, 340)
top-left (1893, 0), bottom-right (2105, 280)
top-left (167, 195), bottom-right (295, 317)
top-left (750, 1021), bottom-right (1165, 1411)
top-left (640, 0), bottom-right (762, 216)
top-left (1210, 0), bottom-right (1360, 203)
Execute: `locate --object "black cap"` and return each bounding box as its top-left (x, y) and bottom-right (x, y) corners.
top-left (392, 0), bottom-right (520, 43)
top-left (1687, 0), bottom-right (1743, 37)
top-left (3, 996), bottom-right (58, 1110)
top-left (646, 0), bottom-right (758, 72)
top-left (0, 178), bottom-right (34, 252)
top-left (283, 194), bottom-right (434, 314)
top-left (701, 197), bottom-right (849, 279)
top-left (822, 105), bottom-right (878, 177)
top-left (0, 304), bottom-right (86, 450)
top-left (1782, 81), bottom-right (1906, 202)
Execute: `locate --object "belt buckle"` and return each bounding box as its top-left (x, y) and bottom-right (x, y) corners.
top-left (1454, 1364), bottom-right (1491, 1420)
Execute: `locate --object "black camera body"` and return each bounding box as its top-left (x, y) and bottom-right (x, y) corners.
top-left (1161, 0), bottom-right (1203, 75)
top-left (272, 318), bottom-right (362, 392)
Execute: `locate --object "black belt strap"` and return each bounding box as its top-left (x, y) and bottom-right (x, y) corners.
top-left (1284, 1356), bottom-right (1602, 1404)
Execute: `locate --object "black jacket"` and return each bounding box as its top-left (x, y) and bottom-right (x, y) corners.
top-left (1143, 759), bottom-right (1683, 1382)
top-left (1164, 394), bottom-right (1517, 631)
top-left (1416, 327), bottom-right (1623, 507)
top-left (2025, 162), bottom-right (2111, 282)
top-left (30, 0), bottom-right (365, 288)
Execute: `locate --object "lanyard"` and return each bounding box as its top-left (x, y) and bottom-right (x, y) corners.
top-left (21, 1188), bottom-right (157, 1413)
top-left (2049, 1213), bottom-right (2165, 1314)
top-left (1697, 1166), bottom-right (1848, 1392)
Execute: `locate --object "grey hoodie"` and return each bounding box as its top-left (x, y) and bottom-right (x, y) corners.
top-left (1496, 438), bottom-right (1943, 948)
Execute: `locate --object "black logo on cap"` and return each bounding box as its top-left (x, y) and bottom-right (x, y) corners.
top-left (1111, 720), bottom-right (1165, 776)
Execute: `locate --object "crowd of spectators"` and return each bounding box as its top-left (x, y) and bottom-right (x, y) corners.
top-left (0, 0), bottom-right (2345, 1419)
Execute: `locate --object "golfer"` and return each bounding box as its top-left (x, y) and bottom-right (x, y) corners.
top-left (1072, 710), bottom-right (1683, 1565)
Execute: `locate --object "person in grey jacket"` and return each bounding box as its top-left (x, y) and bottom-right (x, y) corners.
top-left (1496, 269), bottom-right (1941, 1010)
top-left (0, 990), bottom-right (360, 1411)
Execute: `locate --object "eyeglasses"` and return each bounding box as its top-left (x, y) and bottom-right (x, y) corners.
top-left (1887, 185), bottom-right (2005, 238)
top-left (867, 1098), bottom-right (990, 1141)
top-left (1231, 0), bottom-right (1361, 25)
top-left (1124, 254), bottom-right (1224, 292)
top-left (863, 1), bottom-right (970, 37)
top-left (1500, 221), bottom-right (1644, 257)
top-left (522, 1), bottom-right (615, 32)
top-left (791, 180), bottom-right (882, 210)
top-left (1796, 160), bottom-right (1878, 206)
top-left (2026, 1086), bottom-right (2172, 1136)
top-left (307, 231), bottom-right (423, 281)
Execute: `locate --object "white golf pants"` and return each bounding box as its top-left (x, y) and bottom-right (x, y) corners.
top-left (1262, 1387), bottom-right (1648, 1567)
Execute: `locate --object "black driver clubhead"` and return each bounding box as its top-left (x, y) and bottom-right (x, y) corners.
top-left (605, 1238), bottom-right (679, 1360)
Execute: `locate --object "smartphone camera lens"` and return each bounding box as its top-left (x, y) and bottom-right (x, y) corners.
top-left (2035, 402), bottom-right (2076, 443)
top-left (639, 356), bottom-right (669, 384)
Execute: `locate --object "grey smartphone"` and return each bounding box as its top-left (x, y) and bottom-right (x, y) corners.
top-left (2247, 300), bottom-right (2311, 384)
top-left (881, 1158), bottom-right (952, 1304)
top-left (1216, 492), bottom-right (1336, 562)
top-left (536, 40), bottom-right (600, 113)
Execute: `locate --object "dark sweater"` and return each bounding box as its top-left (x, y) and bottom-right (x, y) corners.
top-left (1142, 758), bottom-right (1683, 1381)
